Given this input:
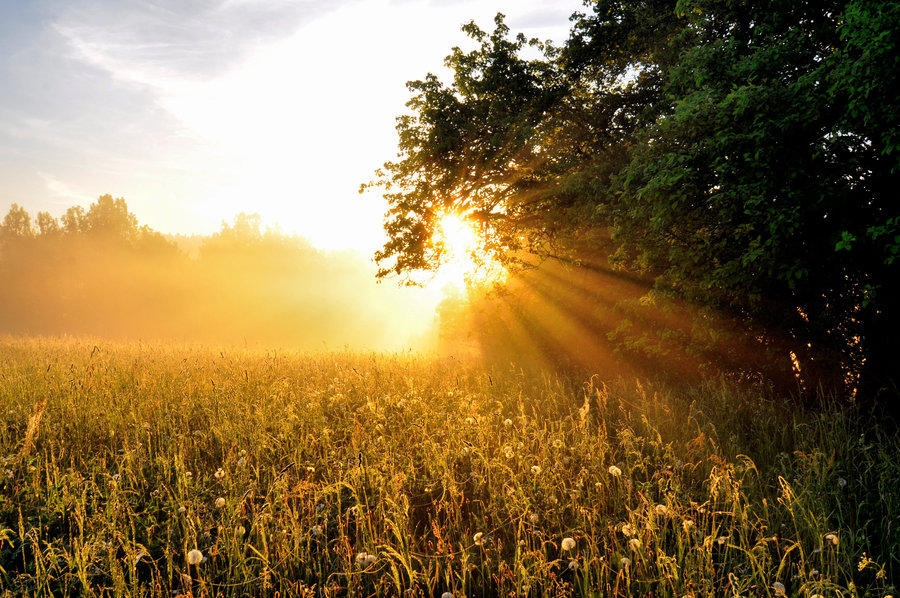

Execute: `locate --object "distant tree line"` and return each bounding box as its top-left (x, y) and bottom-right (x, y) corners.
top-left (0, 196), bottom-right (419, 348)
top-left (370, 1), bottom-right (899, 410)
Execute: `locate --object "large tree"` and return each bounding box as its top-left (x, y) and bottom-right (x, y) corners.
top-left (372, 1), bottom-right (900, 408)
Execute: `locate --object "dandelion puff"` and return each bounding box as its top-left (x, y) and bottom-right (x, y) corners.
top-left (825, 533), bottom-right (839, 546)
top-left (528, 512), bottom-right (540, 524)
top-left (629, 538), bottom-right (642, 551)
top-left (441, 593), bottom-right (453, 598)
top-left (772, 581), bottom-right (786, 596)
top-left (561, 537), bottom-right (576, 551)
top-left (215, 497), bottom-right (226, 509)
top-left (838, 477), bottom-right (847, 488)
top-left (504, 447), bottom-right (514, 459)
top-left (717, 536), bottom-right (728, 545)
top-left (621, 523), bottom-right (634, 536)
top-left (568, 559), bottom-right (579, 570)
top-left (234, 525), bottom-right (245, 536)
top-left (311, 525), bottom-right (323, 537)
top-left (608, 465), bottom-right (622, 477)
top-left (214, 468), bottom-right (225, 479)
top-left (682, 519), bottom-right (694, 532)
top-left (473, 532), bottom-right (485, 546)
top-left (655, 504), bottom-right (668, 516)
top-left (187, 549), bottom-right (204, 565)
top-left (619, 557), bottom-right (631, 568)
top-left (531, 465), bottom-right (542, 475)
top-left (553, 438), bottom-right (564, 449)
top-left (364, 553), bottom-right (377, 567)
top-left (465, 417), bottom-right (475, 425)
top-left (503, 418), bottom-right (513, 427)
top-left (178, 506), bottom-right (186, 514)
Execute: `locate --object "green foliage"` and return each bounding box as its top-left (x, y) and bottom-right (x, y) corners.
top-left (1, 339), bottom-right (897, 596)
top-left (373, 2), bottom-right (900, 404)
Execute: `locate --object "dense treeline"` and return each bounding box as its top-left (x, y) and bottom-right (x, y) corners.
top-left (371, 1), bottom-right (899, 410)
top-left (0, 196), bottom-right (427, 348)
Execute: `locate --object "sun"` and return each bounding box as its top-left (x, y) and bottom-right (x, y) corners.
top-left (428, 211), bottom-right (506, 293)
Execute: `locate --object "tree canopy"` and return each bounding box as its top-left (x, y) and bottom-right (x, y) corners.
top-left (370, 1), bottom-right (900, 407)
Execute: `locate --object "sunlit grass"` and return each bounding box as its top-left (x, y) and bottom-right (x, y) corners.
top-left (0, 337), bottom-right (896, 596)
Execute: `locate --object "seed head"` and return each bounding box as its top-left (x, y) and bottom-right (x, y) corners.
top-left (187, 549), bottom-right (203, 565)
top-left (215, 497), bottom-right (226, 509)
top-left (214, 468), bottom-right (225, 479)
top-left (531, 465), bottom-right (542, 475)
top-left (619, 557), bottom-right (631, 568)
top-left (825, 533), bottom-right (839, 546)
top-left (629, 538), bottom-right (642, 551)
top-left (473, 532), bottom-right (485, 546)
top-left (561, 537), bottom-right (576, 551)
top-left (772, 581), bottom-right (786, 596)
top-left (608, 465), bottom-right (622, 477)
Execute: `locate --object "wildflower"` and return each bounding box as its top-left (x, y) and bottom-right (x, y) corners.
top-left (528, 512), bottom-right (540, 524)
top-left (608, 465), bottom-right (622, 477)
top-left (531, 465), bottom-right (542, 475)
top-left (503, 418), bottom-right (513, 427)
top-left (178, 506), bottom-right (186, 514)
top-left (234, 525), bottom-right (246, 536)
top-left (655, 504), bottom-right (668, 516)
top-left (561, 537), bottom-right (576, 551)
top-left (356, 551), bottom-right (376, 567)
top-left (568, 559), bottom-right (579, 570)
top-left (504, 447), bottom-right (514, 459)
top-left (473, 532), bottom-right (485, 546)
top-left (619, 557), bottom-right (631, 568)
top-left (441, 593), bottom-right (453, 598)
top-left (239, 449), bottom-right (247, 457)
top-left (311, 525), bottom-right (323, 537)
top-left (215, 497), bottom-right (226, 508)
top-left (629, 538), bottom-right (642, 551)
top-left (682, 519), bottom-right (694, 532)
top-left (553, 438), bottom-right (564, 449)
top-left (185, 471), bottom-right (192, 478)
top-left (187, 549), bottom-right (204, 565)
top-left (825, 533), bottom-right (839, 547)
top-left (772, 581), bottom-right (786, 596)
top-left (621, 523), bottom-right (634, 537)
top-left (214, 468), bottom-right (226, 479)
top-left (717, 536), bottom-right (727, 545)
top-left (236, 457), bottom-right (246, 467)
top-left (306, 466), bottom-right (316, 474)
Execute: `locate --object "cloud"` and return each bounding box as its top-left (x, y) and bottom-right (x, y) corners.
top-left (38, 171), bottom-right (96, 205)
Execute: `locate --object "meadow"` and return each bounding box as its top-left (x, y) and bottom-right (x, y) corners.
top-left (0, 337), bottom-right (897, 597)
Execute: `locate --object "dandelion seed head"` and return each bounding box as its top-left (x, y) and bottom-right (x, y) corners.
top-left (465, 417), bottom-right (475, 425)
top-left (234, 525), bottom-right (245, 536)
top-left (311, 525), bottom-right (323, 536)
top-left (187, 549), bottom-right (203, 565)
top-left (568, 559), bottom-right (579, 570)
top-left (621, 523), bottom-right (634, 536)
top-left (528, 512), bottom-right (540, 524)
top-left (178, 506), bottom-right (186, 514)
top-left (214, 468), bottom-right (225, 479)
top-left (608, 465), bottom-right (622, 477)
top-left (531, 465), bottom-right (542, 475)
top-left (717, 536), bottom-right (727, 545)
top-left (441, 593), bottom-right (453, 598)
top-left (215, 497), bottom-right (226, 509)
top-left (619, 557), bottom-right (631, 568)
top-left (553, 439), bottom-right (564, 449)
top-left (772, 581), bottom-right (786, 596)
top-left (473, 532), bottom-right (484, 546)
top-left (629, 538), bottom-right (642, 551)
top-left (655, 504), bottom-right (668, 516)
top-left (682, 519), bottom-right (694, 532)
top-left (503, 418), bottom-right (513, 427)
top-left (838, 477), bottom-right (847, 488)
top-left (825, 533), bottom-right (839, 546)
top-left (561, 537), bottom-right (576, 551)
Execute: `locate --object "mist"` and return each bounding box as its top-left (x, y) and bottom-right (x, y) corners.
top-left (0, 197), bottom-right (437, 350)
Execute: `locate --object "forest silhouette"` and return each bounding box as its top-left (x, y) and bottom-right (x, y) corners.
top-left (0, 196), bottom-right (431, 349)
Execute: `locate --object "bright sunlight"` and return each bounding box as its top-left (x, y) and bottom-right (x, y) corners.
top-left (429, 211), bottom-right (506, 293)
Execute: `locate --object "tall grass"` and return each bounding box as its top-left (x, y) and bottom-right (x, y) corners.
top-left (0, 337), bottom-right (896, 596)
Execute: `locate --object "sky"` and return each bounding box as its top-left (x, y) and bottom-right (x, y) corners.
top-left (0, 0), bottom-right (585, 253)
